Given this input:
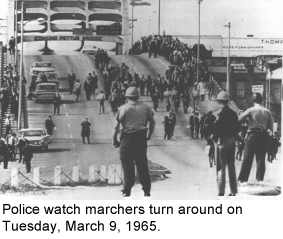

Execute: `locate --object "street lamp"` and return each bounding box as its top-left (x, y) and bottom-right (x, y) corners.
top-left (196, 0), bottom-right (203, 84)
top-left (225, 22), bottom-right (231, 95)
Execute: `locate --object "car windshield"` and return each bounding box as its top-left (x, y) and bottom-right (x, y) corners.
top-left (35, 63), bottom-right (53, 67)
top-left (37, 85), bottom-right (56, 91)
top-left (46, 74), bottom-right (57, 79)
top-left (22, 131), bottom-right (42, 137)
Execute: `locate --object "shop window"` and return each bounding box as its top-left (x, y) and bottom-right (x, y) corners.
top-left (237, 82), bottom-right (245, 98)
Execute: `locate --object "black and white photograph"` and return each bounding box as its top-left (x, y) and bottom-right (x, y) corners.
top-left (0, 0), bottom-right (281, 201)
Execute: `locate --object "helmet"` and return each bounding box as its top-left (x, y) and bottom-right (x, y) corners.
top-left (216, 91), bottom-right (229, 101)
top-left (125, 87), bottom-right (139, 97)
top-left (252, 92), bottom-right (263, 103)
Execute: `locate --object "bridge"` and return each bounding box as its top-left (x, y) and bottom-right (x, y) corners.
top-left (7, 0), bottom-right (129, 54)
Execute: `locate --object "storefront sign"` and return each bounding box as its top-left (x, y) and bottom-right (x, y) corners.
top-left (252, 85), bottom-right (263, 94)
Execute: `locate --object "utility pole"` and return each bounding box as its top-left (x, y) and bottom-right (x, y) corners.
top-left (18, 1), bottom-right (24, 130)
top-left (15, 0), bottom-right (18, 68)
top-left (196, 0), bottom-right (202, 84)
top-left (131, 3), bottom-right (134, 51)
top-left (158, 0), bottom-right (160, 35)
top-left (225, 22), bottom-right (231, 94)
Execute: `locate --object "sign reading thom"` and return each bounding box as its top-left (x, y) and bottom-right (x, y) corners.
top-left (96, 25), bottom-right (121, 35)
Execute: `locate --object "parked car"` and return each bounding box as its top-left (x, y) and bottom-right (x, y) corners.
top-left (30, 62), bottom-right (56, 80)
top-left (36, 73), bottom-right (60, 89)
top-left (34, 83), bottom-right (58, 103)
top-left (17, 128), bottom-right (52, 151)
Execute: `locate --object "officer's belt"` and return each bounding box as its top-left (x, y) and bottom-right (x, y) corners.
top-left (249, 128), bottom-right (267, 133)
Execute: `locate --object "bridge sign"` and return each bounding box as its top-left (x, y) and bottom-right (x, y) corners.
top-left (97, 25), bottom-right (121, 35)
top-left (73, 28), bottom-right (93, 36)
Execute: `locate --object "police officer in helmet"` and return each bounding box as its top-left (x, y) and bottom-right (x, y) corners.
top-left (112, 87), bottom-right (155, 197)
top-left (212, 91), bottom-right (240, 196)
top-left (238, 92), bottom-right (273, 183)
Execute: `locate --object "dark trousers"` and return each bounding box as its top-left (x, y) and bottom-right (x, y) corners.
top-left (3, 155), bottom-right (8, 169)
top-left (216, 136), bottom-right (238, 194)
top-left (54, 104), bottom-right (60, 114)
top-left (82, 136), bottom-right (90, 144)
top-left (120, 131), bottom-right (151, 194)
top-left (238, 132), bottom-right (268, 182)
top-left (24, 155), bottom-right (32, 173)
top-left (18, 150), bottom-right (23, 163)
top-left (194, 127), bottom-right (199, 139)
top-left (153, 100), bottom-right (158, 111)
top-left (190, 126), bottom-right (194, 138)
top-left (86, 92), bottom-right (91, 100)
top-left (183, 103), bottom-right (188, 113)
top-left (47, 128), bottom-right (53, 136)
top-left (99, 101), bottom-right (105, 113)
top-left (5, 125), bottom-right (11, 137)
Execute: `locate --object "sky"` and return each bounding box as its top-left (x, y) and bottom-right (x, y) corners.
top-left (0, 0), bottom-right (282, 44)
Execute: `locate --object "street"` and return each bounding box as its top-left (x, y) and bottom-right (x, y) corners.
top-left (0, 53), bottom-right (280, 199)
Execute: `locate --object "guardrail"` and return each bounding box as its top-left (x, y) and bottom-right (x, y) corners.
top-left (0, 164), bottom-right (123, 188)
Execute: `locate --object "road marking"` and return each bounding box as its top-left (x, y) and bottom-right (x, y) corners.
top-left (177, 142), bottom-right (183, 145)
top-left (66, 113), bottom-right (69, 117)
top-left (67, 123), bottom-right (71, 128)
top-left (64, 104), bottom-right (66, 108)
top-left (70, 134), bottom-right (73, 139)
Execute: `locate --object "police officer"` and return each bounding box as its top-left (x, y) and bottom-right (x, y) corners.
top-left (53, 92), bottom-right (61, 115)
top-left (22, 140), bottom-right (33, 173)
top-left (238, 92), bottom-right (273, 183)
top-left (212, 91), bottom-right (240, 196)
top-left (112, 87), bottom-right (155, 197)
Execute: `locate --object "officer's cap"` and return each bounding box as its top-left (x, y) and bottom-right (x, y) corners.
top-left (216, 91), bottom-right (229, 101)
top-left (125, 87), bottom-right (139, 97)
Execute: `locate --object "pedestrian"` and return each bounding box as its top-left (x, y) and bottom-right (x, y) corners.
top-left (68, 70), bottom-right (76, 94)
top-left (84, 77), bottom-right (92, 100)
top-left (169, 109), bottom-right (177, 137)
top-left (109, 89), bottom-right (120, 113)
top-left (207, 77), bottom-right (214, 100)
top-left (193, 111), bottom-right (200, 139)
top-left (22, 140), bottom-right (33, 173)
top-left (212, 91), bottom-right (240, 196)
top-left (92, 71), bottom-right (98, 95)
top-left (238, 92), bottom-right (273, 183)
top-left (74, 79), bottom-right (81, 101)
top-left (7, 132), bottom-right (17, 162)
top-left (16, 134), bottom-right (26, 163)
top-left (162, 115), bottom-right (171, 140)
top-left (181, 90), bottom-right (190, 113)
top-left (140, 75), bottom-right (146, 96)
top-left (5, 114), bottom-right (11, 137)
top-left (192, 83), bottom-right (199, 110)
top-left (8, 36), bottom-right (15, 55)
top-left (200, 113), bottom-right (206, 140)
top-left (163, 88), bottom-right (172, 112)
top-left (96, 91), bottom-right (106, 114)
top-left (0, 137), bottom-right (8, 169)
top-left (197, 78), bottom-right (206, 102)
top-left (151, 88), bottom-right (159, 112)
top-left (112, 87), bottom-right (155, 197)
top-left (81, 118), bottom-right (91, 144)
top-left (189, 111), bottom-right (195, 139)
top-left (206, 138), bottom-right (215, 167)
top-left (53, 92), bottom-right (61, 115)
top-left (172, 91), bottom-right (181, 113)
top-left (45, 115), bottom-right (55, 136)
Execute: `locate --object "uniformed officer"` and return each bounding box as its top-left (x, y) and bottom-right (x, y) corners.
top-left (112, 87), bottom-right (155, 197)
top-left (238, 92), bottom-right (273, 183)
top-left (212, 91), bottom-right (240, 196)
